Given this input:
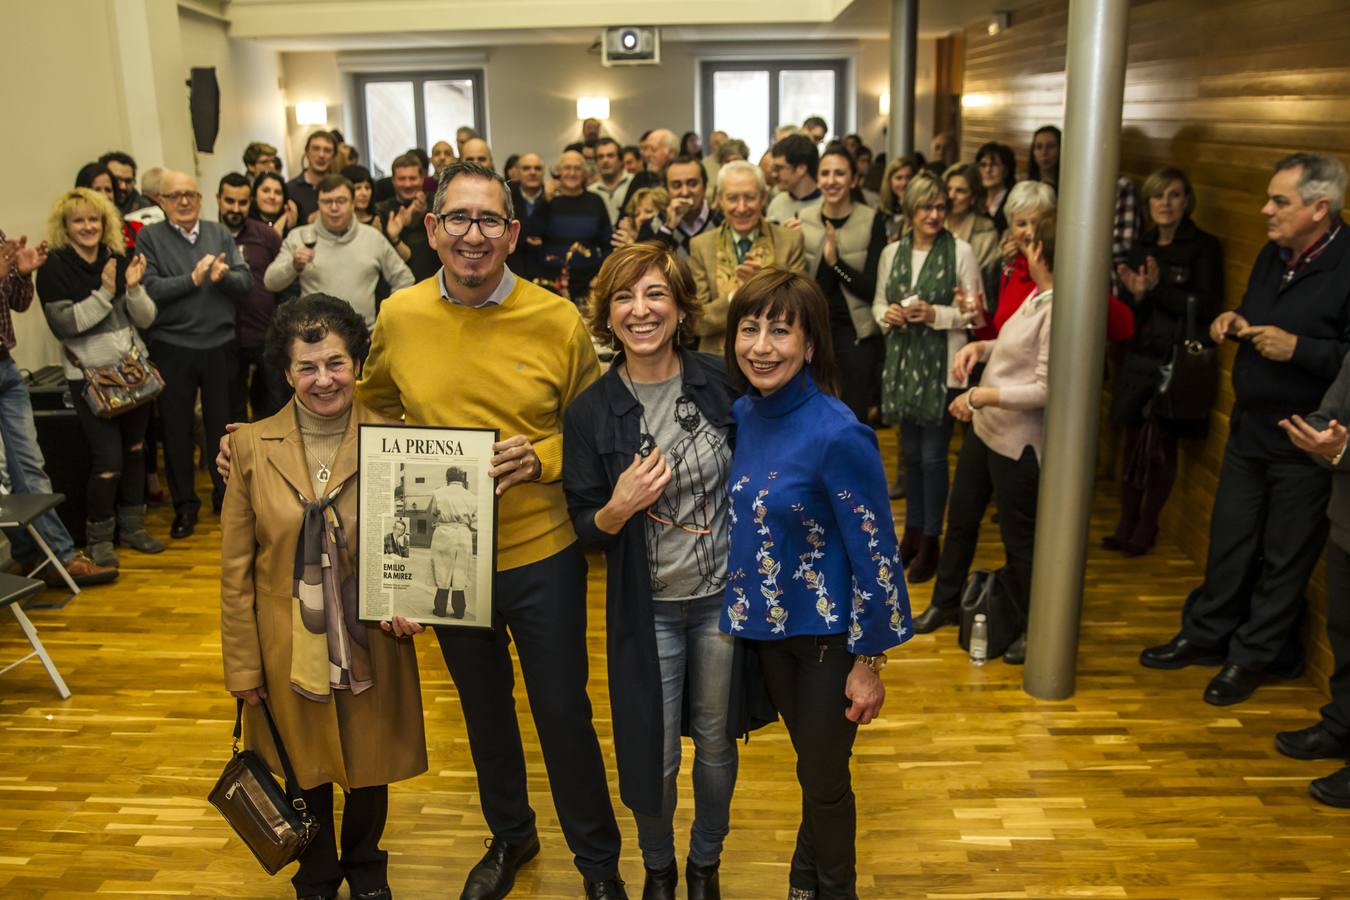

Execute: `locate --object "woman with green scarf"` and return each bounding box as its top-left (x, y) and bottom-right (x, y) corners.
top-left (872, 171), bottom-right (983, 584)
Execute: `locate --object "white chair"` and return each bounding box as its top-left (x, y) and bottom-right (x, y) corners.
top-left (0, 571), bottom-right (71, 698)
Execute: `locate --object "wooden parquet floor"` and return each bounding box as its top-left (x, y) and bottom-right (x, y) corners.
top-left (3, 428), bottom-right (1349, 899)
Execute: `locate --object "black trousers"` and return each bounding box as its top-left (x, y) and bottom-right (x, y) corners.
top-left (231, 344), bottom-right (289, 423)
top-left (1321, 542), bottom-right (1350, 738)
top-left (929, 430), bottom-right (1040, 620)
top-left (1181, 443), bottom-right (1330, 671)
top-left (757, 634), bottom-right (859, 900)
top-left (434, 542), bottom-right (621, 881)
top-left (149, 339), bottom-right (234, 514)
top-left (69, 381), bottom-right (150, 521)
top-left (292, 783), bottom-right (388, 897)
top-left (832, 327), bottom-right (883, 424)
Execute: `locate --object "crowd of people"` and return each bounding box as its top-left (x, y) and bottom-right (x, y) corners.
top-left (1, 111), bottom-right (1349, 900)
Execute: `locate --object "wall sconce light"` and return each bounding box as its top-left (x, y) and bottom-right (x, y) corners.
top-left (576, 96), bottom-right (610, 120)
top-left (879, 92), bottom-right (890, 117)
top-left (988, 11), bottom-right (1011, 35)
top-left (295, 102), bottom-right (328, 125)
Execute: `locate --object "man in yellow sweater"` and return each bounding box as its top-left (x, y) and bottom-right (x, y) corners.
top-left (357, 163), bottom-right (626, 900)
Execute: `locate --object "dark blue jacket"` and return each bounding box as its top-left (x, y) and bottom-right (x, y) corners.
top-left (1232, 221), bottom-right (1350, 461)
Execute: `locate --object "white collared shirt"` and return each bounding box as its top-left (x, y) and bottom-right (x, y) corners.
top-left (171, 220), bottom-right (201, 245)
top-left (438, 265), bottom-right (518, 308)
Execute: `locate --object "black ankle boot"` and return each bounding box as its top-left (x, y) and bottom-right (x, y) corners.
top-left (686, 859), bottom-right (720, 900)
top-left (432, 588), bottom-right (449, 617)
top-left (641, 861), bottom-right (677, 900)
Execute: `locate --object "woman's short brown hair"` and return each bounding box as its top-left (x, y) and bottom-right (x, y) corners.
top-left (586, 241), bottom-right (702, 349)
top-left (724, 267), bottom-right (839, 397)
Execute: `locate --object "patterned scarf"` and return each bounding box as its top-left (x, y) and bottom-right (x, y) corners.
top-left (289, 487), bottom-right (372, 701)
top-left (715, 221), bottom-right (777, 302)
top-left (880, 228), bottom-right (957, 427)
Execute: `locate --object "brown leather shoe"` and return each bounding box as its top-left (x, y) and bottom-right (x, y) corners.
top-left (44, 553), bottom-right (118, 587)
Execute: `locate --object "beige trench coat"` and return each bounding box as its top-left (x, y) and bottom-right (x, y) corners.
top-left (221, 398), bottom-right (428, 791)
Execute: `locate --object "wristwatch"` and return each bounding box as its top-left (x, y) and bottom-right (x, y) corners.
top-left (855, 653), bottom-right (888, 673)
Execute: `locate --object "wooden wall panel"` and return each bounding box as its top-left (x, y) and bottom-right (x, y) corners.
top-left (960, 0), bottom-right (1350, 693)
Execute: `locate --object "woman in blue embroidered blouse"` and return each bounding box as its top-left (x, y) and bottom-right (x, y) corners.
top-left (719, 268), bottom-right (912, 900)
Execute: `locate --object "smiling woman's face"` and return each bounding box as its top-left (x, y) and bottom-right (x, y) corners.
top-left (735, 311), bottom-right (809, 396)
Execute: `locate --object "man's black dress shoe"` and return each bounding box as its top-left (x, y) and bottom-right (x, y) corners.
top-left (1203, 662), bottom-right (1262, 706)
top-left (170, 510), bottom-right (197, 539)
top-left (1002, 632), bottom-right (1027, 665)
top-left (1139, 634), bottom-right (1224, 670)
top-left (1275, 722), bottom-right (1350, 761)
top-left (585, 878), bottom-right (629, 899)
top-left (912, 605), bottom-right (960, 634)
top-left (641, 861), bottom-right (677, 900)
top-left (686, 859), bottom-right (720, 900)
top-left (354, 889), bottom-right (393, 900)
top-left (460, 833), bottom-right (540, 900)
top-left (1310, 764), bottom-right (1350, 808)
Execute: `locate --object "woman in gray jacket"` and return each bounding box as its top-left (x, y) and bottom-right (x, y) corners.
top-left (36, 187), bottom-right (163, 567)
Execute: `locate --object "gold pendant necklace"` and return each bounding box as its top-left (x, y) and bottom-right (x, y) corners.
top-left (303, 441), bottom-right (340, 484)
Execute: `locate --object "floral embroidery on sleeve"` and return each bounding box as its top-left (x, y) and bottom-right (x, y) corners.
top-left (839, 490), bottom-right (905, 647)
top-left (791, 503), bottom-right (836, 626)
top-left (752, 473), bottom-right (786, 633)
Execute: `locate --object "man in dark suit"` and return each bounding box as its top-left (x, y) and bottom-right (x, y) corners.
top-left (1141, 153), bottom-right (1350, 706)
top-left (376, 152), bottom-right (439, 281)
top-left (634, 155), bottom-right (721, 258)
top-left (507, 153), bottom-right (549, 282)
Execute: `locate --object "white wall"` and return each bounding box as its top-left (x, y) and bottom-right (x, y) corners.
top-left (177, 9), bottom-right (287, 219)
top-left (279, 38), bottom-right (936, 173)
top-left (0, 1), bottom-right (131, 369)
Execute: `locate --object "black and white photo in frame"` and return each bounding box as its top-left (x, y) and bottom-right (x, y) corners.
top-left (357, 424), bottom-right (498, 627)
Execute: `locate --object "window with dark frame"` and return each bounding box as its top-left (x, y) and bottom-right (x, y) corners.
top-left (354, 70), bottom-right (486, 177)
top-left (699, 59), bottom-right (847, 163)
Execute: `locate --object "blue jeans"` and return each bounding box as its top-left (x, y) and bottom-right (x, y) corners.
top-left (0, 357), bottom-right (75, 562)
top-left (900, 410), bottom-right (956, 536)
top-left (633, 594), bottom-right (739, 870)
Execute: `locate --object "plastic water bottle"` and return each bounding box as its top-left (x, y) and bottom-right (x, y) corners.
top-left (969, 614), bottom-right (989, 666)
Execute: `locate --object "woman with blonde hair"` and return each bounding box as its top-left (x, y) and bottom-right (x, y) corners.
top-left (35, 187), bottom-right (163, 566)
top-left (876, 155), bottom-right (921, 242)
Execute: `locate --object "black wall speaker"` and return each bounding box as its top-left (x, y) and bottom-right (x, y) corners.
top-left (189, 66), bottom-right (220, 153)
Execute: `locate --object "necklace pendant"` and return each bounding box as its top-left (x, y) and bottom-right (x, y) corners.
top-left (317, 465), bottom-right (331, 484)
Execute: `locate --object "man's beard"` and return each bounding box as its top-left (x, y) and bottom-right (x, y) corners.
top-left (221, 211), bottom-right (246, 230)
top-left (455, 273), bottom-right (487, 288)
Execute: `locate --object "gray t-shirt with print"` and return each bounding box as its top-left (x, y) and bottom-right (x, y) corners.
top-left (627, 374), bottom-right (731, 600)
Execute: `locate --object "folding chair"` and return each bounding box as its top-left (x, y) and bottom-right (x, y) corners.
top-left (0, 493), bottom-right (80, 603)
top-left (0, 571), bottom-right (71, 698)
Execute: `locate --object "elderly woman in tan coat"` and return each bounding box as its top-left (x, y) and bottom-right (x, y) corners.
top-left (221, 293), bottom-right (426, 900)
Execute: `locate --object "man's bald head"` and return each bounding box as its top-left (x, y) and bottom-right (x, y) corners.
top-left (518, 153), bottom-right (545, 192)
top-left (461, 138), bottom-right (493, 169)
top-left (642, 129), bottom-right (679, 173)
top-left (160, 170), bottom-right (202, 228)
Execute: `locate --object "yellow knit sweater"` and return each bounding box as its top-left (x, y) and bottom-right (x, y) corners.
top-left (357, 274), bottom-right (600, 570)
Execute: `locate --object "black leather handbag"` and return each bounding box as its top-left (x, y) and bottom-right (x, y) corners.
top-left (208, 698), bottom-right (318, 875)
top-left (956, 568), bottom-right (1024, 660)
top-left (1152, 294), bottom-right (1217, 422)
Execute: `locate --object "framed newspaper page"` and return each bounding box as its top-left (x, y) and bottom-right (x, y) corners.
top-left (357, 424), bottom-right (499, 628)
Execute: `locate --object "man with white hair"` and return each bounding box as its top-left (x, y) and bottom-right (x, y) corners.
top-left (687, 160), bottom-right (806, 352)
top-left (124, 167), bottom-right (166, 227)
top-left (1143, 153), bottom-right (1350, 708)
top-left (618, 128), bottom-right (679, 214)
top-left (138, 170), bottom-right (252, 538)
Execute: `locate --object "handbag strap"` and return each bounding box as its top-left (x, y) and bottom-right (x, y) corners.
top-left (234, 697), bottom-right (309, 809)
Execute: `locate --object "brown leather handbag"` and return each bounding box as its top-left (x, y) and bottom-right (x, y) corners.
top-left (208, 698), bottom-right (318, 875)
top-left (65, 343), bottom-right (165, 419)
